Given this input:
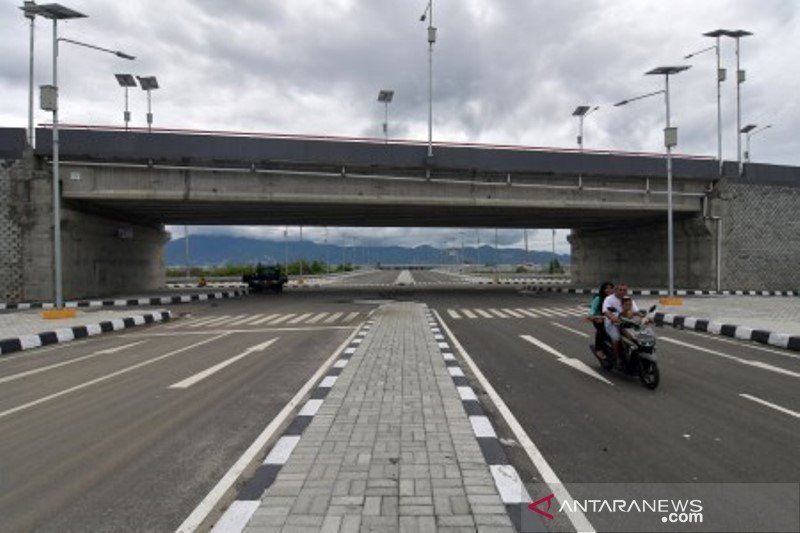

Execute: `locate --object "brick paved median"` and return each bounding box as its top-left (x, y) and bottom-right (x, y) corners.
top-left (243, 302), bottom-right (514, 532)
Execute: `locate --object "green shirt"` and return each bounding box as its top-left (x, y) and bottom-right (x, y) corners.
top-left (589, 295), bottom-right (603, 316)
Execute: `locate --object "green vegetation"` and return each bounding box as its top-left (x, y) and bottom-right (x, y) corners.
top-left (547, 258), bottom-right (565, 274)
top-left (166, 261), bottom-right (355, 278)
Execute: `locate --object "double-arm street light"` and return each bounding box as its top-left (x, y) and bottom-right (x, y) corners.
top-left (741, 123), bottom-right (772, 164)
top-left (377, 89), bottom-right (394, 143)
top-left (34, 3), bottom-right (135, 311)
top-left (572, 105), bottom-right (599, 152)
top-left (615, 65), bottom-right (690, 299)
top-left (420, 0), bottom-right (436, 159)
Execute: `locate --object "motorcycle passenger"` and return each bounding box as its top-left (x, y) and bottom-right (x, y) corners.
top-left (602, 284), bottom-right (641, 369)
top-left (588, 281), bottom-right (614, 360)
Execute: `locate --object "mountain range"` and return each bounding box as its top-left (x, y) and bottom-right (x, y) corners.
top-left (165, 235), bottom-right (570, 267)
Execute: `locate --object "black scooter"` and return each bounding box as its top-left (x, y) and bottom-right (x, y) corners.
top-left (590, 305), bottom-right (660, 389)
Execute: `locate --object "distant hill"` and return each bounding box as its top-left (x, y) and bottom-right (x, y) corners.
top-left (165, 235), bottom-right (570, 267)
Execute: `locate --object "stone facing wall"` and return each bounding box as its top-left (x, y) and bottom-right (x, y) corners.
top-left (722, 183), bottom-right (800, 290)
top-left (0, 160), bottom-right (23, 302)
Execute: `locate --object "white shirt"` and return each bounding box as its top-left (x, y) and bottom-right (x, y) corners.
top-left (602, 294), bottom-right (639, 326)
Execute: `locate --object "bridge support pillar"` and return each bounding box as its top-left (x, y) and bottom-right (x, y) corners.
top-left (1, 152), bottom-right (168, 303)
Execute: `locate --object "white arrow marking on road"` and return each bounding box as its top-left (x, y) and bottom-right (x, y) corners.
top-left (0, 340), bottom-right (148, 385)
top-left (169, 338), bottom-right (279, 389)
top-left (661, 337), bottom-right (800, 379)
top-left (740, 393), bottom-right (800, 419)
top-left (520, 334), bottom-right (612, 385)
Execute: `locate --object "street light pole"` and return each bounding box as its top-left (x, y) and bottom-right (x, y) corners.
top-left (718, 30), bottom-right (753, 176)
top-left (21, 1), bottom-right (38, 147)
top-left (688, 32), bottom-right (727, 177)
top-left (420, 1), bottom-right (436, 158)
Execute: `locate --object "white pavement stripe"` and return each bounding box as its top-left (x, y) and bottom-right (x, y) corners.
top-left (447, 309), bottom-right (461, 319)
top-left (267, 314), bottom-right (295, 325)
top-left (228, 314), bottom-right (264, 326)
top-left (250, 314), bottom-right (280, 325)
top-left (333, 359), bottom-right (348, 368)
top-left (549, 322), bottom-right (590, 338)
top-left (520, 335), bottom-right (612, 385)
top-left (211, 501), bottom-right (260, 533)
top-left (342, 312), bottom-right (360, 323)
top-left (288, 313), bottom-right (314, 324)
top-left (515, 308), bottom-right (539, 318)
top-left (179, 315), bottom-right (228, 328)
top-left (501, 309), bottom-right (524, 318)
top-left (661, 337), bottom-right (800, 379)
top-left (324, 312), bottom-right (343, 324)
top-left (169, 338), bottom-right (278, 389)
top-left (461, 309), bottom-right (478, 319)
top-left (200, 315), bottom-right (241, 327)
top-left (432, 310), bottom-right (595, 533)
top-left (442, 352), bottom-right (456, 361)
top-left (178, 327), bottom-right (363, 533)
top-left (488, 308), bottom-right (509, 318)
top-left (469, 416), bottom-right (497, 438)
top-left (164, 316), bottom-right (206, 329)
top-left (739, 394), bottom-right (800, 419)
top-left (319, 376), bottom-right (338, 388)
top-left (525, 308), bottom-right (543, 318)
top-left (540, 307), bottom-right (569, 317)
top-left (0, 334), bottom-right (230, 421)
top-left (264, 435), bottom-right (302, 465)
top-left (19, 335), bottom-right (42, 350)
top-left (447, 367), bottom-right (465, 377)
top-left (474, 309), bottom-right (494, 319)
top-left (490, 464), bottom-right (531, 504)
top-left (0, 340), bottom-right (147, 385)
top-left (457, 386), bottom-right (478, 401)
top-left (305, 312), bottom-right (328, 324)
top-left (298, 399), bottom-right (324, 417)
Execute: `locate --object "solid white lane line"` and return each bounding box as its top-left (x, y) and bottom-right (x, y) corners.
top-left (323, 312), bottom-right (343, 324)
top-left (520, 334), bottom-right (612, 385)
top-left (501, 309), bottom-right (524, 318)
top-left (250, 314), bottom-right (280, 325)
top-left (469, 415), bottom-right (497, 438)
top-left (0, 340), bottom-right (148, 385)
top-left (0, 334), bottom-right (231, 421)
top-left (447, 309), bottom-right (461, 319)
top-left (661, 337), bottom-right (800, 379)
top-left (488, 308), bottom-right (509, 318)
top-left (550, 322), bottom-right (591, 338)
top-left (267, 314), bottom-right (295, 325)
top-left (685, 330), bottom-right (800, 360)
top-left (461, 309), bottom-right (478, 319)
top-left (305, 312), bottom-right (328, 324)
top-left (168, 338), bottom-right (279, 389)
top-left (432, 310), bottom-right (595, 533)
top-left (177, 326), bottom-right (364, 533)
top-left (474, 309), bottom-right (494, 319)
top-left (739, 394), bottom-right (800, 419)
top-left (342, 312), bottom-right (360, 323)
top-left (288, 313), bottom-right (314, 325)
top-left (515, 309), bottom-right (539, 318)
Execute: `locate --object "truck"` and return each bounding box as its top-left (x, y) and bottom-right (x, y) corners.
top-left (242, 264), bottom-right (288, 294)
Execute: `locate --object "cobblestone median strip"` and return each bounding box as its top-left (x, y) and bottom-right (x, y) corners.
top-left (213, 302), bottom-right (525, 532)
top-left (0, 310), bottom-right (171, 357)
top-left (654, 312), bottom-right (800, 352)
top-left (0, 290), bottom-right (246, 311)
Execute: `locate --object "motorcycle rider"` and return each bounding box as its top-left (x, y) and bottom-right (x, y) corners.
top-left (588, 281), bottom-right (615, 360)
top-left (602, 284), bottom-right (643, 368)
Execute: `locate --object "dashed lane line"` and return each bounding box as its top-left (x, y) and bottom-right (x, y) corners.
top-left (739, 394), bottom-right (800, 419)
top-left (549, 322), bottom-right (591, 338)
top-left (169, 338), bottom-right (279, 389)
top-left (661, 337), bottom-right (800, 379)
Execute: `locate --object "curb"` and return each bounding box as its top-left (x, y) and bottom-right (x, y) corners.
top-left (654, 312), bottom-right (800, 352)
top-left (522, 287), bottom-right (798, 297)
top-left (0, 290), bottom-right (247, 311)
top-left (212, 319), bottom-right (374, 532)
top-left (426, 308), bottom-right (544, 532)
top-left (166, 283), bottom-right (246, 289)
top-left (0, 310), bottom-right (172, 357)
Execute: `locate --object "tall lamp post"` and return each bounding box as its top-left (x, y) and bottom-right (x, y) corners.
top-left (114, 73), bottom-right (137, 131)
top-left (36, 3), bottom-right (134, 312)
top-left (377, 89), bottom-right (394, 143)
top-left (615, 65), bottom-right (690, 300)
top-left (420, 0), bottom-right (436, 159)
top-left (572, 105), bottom-right (599, 152)
top-left (20, 1), bottom-right (38, 147)
top-left (721, 30), bottom-right (753, 175)
top-left (741, 124), bottom-right (772, 164)
top-left (136, 75), bottom-right (159, 132)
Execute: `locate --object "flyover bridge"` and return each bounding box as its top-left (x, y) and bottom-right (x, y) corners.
top-left (1, 126), bottom-right (798, 300)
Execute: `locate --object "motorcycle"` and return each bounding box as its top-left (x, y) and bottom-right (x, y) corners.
top-left (590, 305), bottom-right (660, 389)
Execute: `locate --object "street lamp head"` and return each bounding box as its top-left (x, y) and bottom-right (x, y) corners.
top-left (572, 105), bottom-right (590, 116)
top-left (703, 29), bottom-right (730, 38)
top-left (377, 89), bottom-right (394, 103)
top-left (722, 29), bottom-right (753, 38)
top-left (114, 74), bottom-right (137, 87)
top-left (136, 75), bottom-right (159, 90)
top-left (646, 66), bottom-right (691, 76)
top-left (613, 100), bottom-right (629, 107)
top-left (115, 51), bottom-right (135, 60)
top-left (20, 1), bottom-right (39, 19)
top-left (740, 124), bottom-right (757, 134)
top-left (34, 3), bottom-right (86, 19)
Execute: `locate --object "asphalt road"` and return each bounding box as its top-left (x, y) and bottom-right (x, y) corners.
top-left (1, 283), bottom-right (797, 532)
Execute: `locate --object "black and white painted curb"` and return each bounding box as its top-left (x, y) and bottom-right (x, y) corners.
top-left (0, 310), bottom-right (172, 357)
top-left (425, 308), bottom-right (541, 533)
top-left (212, 319), bottom-right (375, 533)
top-left (0, 290), bottom-right (247, 311)
top-left (166, 283), bottom-right (246, 289)
top-left (523, 286), bottom-right (799, 297)
top-left (654, 312), bottom-right (800, 352)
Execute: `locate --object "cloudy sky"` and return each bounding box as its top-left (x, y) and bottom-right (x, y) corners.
top-left (2, 0), bottom-right (798, 252)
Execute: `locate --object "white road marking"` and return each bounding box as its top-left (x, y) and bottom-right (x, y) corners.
top-left (661, 337), bottom-right (800, 379)
top-left (520, 335), bottom-right (612, 385)
top-left (164, 316), bottom-right (207, 329)
top-left (490, 464), bottom-right (531, 504)
top-left (685, 330), bottom-right (800, 360)
top-left (250, 313), bottom-right (280, 325)
top-left (342, 312), bottom-right (360, 323)
top-left (549, 322), bottom-right (590, 338)
top-left (182, 315), bottom-right (230, 328)
top-left (432, 310), bottom-right (595, 533)
top-left (267, 314), bottom-right (295, 325)
top-left (501, 309), bottom-right (524, 318)
top-left (461, 309), bottom-right (478, 319)
top-left (525, 308), bottom-right (544, 317)
top-left (469, 415), bottom-right (497, 438)
top-left (447, 309), bottom-right (461, 319)
top-left (474, 309), bottom-right (494, 319)
top-left (177, 326), bottom-right (364, 533)
top-left (226, 314), bottom-right (263, 326)
top-left (324, 312), bottom-right (343, 324)
top-left (168, 338), bottom-right (279, 389)
top-left (209, 501), bottom-right (260, 533)
top-left (488, 308), bottom-right (509, 318)
top-left (288, 313), bottom-right (314, 324)
top-left (0, 334), bottom-right (231, 420)
top-left (0, 340), bottom-right (147, 385)
top-left (205, 315), bottom-right (246, 327)
top-left (515, 308), bottom-right (539, 318)
top-left (740, 394), bottom-right (800, 419)
top-left (305, 312), bottom-right (328, 324)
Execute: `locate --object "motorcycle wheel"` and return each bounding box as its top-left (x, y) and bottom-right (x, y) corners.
top-left (639, 360), bottom-right (659, 389)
